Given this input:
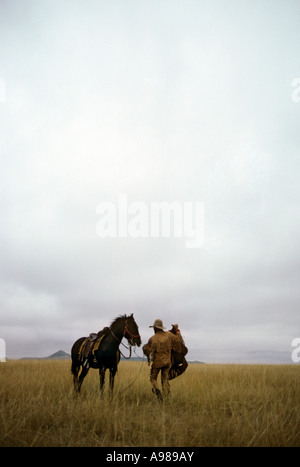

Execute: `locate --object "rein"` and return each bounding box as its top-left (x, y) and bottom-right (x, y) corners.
top-left (123, 348), bottom-right (146, 391)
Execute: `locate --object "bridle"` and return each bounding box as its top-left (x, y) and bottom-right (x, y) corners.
top-left (109, 318), bottom-right (141, 359)
top-left (123, 318), bottom-right (140, 345)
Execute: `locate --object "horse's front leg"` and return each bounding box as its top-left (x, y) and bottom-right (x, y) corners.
top-left (99, 367), bottom-right (106, 397)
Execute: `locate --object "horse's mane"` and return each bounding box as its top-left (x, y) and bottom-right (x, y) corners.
top-left (109, 314), bottom-right (131, 328)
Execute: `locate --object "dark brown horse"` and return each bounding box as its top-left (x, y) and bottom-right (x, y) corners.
top-left (71, 314), bottom-right (141, 395)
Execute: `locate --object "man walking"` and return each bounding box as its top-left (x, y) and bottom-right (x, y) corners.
top-left (142, 319), bottom-right (185, 400)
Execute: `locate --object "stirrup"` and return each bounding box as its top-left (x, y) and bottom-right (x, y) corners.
top-left (83, 358), bottom-right (89, 368)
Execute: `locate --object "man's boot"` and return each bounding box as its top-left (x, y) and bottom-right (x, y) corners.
top-left (152, 387), bottom-right (163, 401)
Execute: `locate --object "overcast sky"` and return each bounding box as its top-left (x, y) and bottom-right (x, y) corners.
top-left (1, 0), bottom-right (300, 362)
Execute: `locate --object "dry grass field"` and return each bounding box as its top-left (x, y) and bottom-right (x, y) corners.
top-left (0, 359), bottom-right (299, 447)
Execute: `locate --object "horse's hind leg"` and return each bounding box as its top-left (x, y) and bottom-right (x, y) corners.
top-left (109, 367), bottom-right (117, 395)
top-left (72, 359), bottom-right (89, 393)
top-left (77, 365), bottom-right (89, 392)
top-left (99, 367), bottom-right (106, 397)
top-left (71, 360), bottom-right (80, 392)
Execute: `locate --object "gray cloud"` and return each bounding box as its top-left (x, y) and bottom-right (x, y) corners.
top-left (1, 0), bottom-right (299, 362)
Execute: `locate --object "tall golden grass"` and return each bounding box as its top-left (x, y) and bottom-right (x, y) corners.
top-left (0, 359), bottom-right (299, 447)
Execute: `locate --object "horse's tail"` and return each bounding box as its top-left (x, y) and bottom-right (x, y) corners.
top-left (71, 359), bottom-right (78, 376)
top-left (70, 337), bottom-right (85, 375)
top-left (71, 347), bottom-right (79, 377)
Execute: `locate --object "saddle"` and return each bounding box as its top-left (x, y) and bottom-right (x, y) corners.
top-left (78, 327), bottom-right (110, 364)
top-left (169, 324), bottom-right (188, 380)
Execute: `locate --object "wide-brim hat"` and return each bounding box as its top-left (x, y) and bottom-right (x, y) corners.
top-left (149, 319), bottom-right (166, 330)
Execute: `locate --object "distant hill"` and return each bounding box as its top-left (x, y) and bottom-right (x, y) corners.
top-left (188, 360), bottom-right (205, 364)
top-left (46, 350), bottom-right (71, 360)
top-left (20, 350), bottom-right (71, 360)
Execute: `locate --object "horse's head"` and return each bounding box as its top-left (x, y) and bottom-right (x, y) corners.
top-left (124, 313), bottom-right (141, 347)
